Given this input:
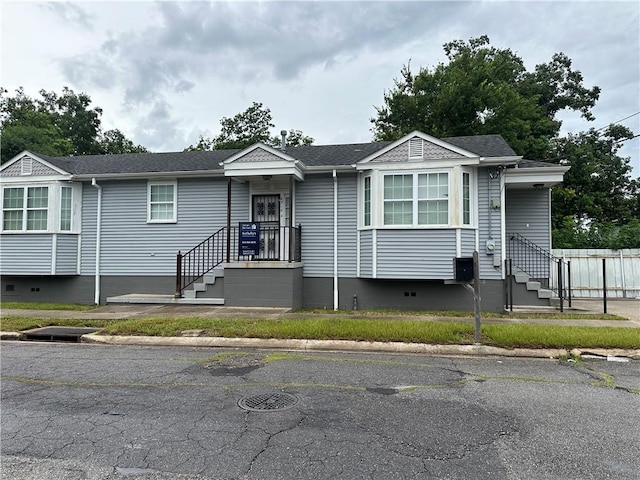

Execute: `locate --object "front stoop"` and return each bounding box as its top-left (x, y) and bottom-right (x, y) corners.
top-left (182, 268), bottom-right (225, 303)
top-left (106, 294), bottom-right (224, 305)
top-left (513, 270), bottom-right (554, 303)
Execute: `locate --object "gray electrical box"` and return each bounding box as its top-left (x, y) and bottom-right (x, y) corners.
top-left (485, 239), bottom-right (496, 255)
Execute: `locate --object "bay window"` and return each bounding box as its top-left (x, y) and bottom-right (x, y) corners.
top-left (1, 184), bottom-right (79, 233)
top-left (382, 172), bottom-right (449, 226)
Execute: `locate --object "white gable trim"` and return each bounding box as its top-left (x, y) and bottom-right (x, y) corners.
top-left (0, 151), bottom-right (71, 176)
top-left (358, 131), bottom-right (478, 165)
top-left (222, 143), bottom-right (300, 165)
top-left (222, 143), bottom-right (306, 180)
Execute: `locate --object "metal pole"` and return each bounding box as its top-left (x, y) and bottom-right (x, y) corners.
top-left (226, 178), bottom-right (231, 264)
top-left (557, 260), bottom-right (564, 312)
top-left (473, 250), bottom-right (481, 344)
top-left (603, 258), bottom-right (607, 314)
top-left (567, 260), bottom-right (572, 308)
top-left (509, 258), bottom-right (513, 312)
top-left (175, 252), bottom-right (182, 297)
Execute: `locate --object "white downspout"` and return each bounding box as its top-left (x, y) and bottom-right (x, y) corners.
top-left (333, 169), bottom-right (338, 311)
top-left (91, 178), bottom-right (102, 305)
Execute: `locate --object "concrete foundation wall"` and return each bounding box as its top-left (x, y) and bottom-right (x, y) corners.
top-left (303, 277), bottom-right (506, 313)
top-left (223, 264), bottom-right (303, 309)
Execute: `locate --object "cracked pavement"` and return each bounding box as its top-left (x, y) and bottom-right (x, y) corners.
top-left (1, 342), bottom-right (639, 479)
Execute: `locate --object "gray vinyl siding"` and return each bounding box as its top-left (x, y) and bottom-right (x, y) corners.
top-left (82, 178), bottom-right (249, 276)
top-left (477, 167), bottom-right (502, 279)
top-left (296, 174), bottom-right (334, 277)
top-left (376, 229), bottom-right (457, 279)
top-left (0, 234), bottom-right (52, 274)
top-left (80, 184), bottom-right (97, 275)
top-left (505, 189), bottom-right (550, 250)
top-left (461, 228), bottom-right (476, 256)
top-left (359, 230), bottom-right (373, 277)
top-left (55, 234), bottom-right (79, 274)
top-left (337, 174), bottom-right (357, 276)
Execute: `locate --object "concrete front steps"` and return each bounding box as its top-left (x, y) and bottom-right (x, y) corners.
top-left (107, 268), bottom-right (225, 306)
top-left (514, 270), bottom-right (554, 302)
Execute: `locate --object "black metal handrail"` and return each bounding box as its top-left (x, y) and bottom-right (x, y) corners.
top-left (507, 233), bottom-right (570, 311)
top-left (176, 227), bottom-right (226, 296)
top-left (176, 225), bottom-right (302, 296)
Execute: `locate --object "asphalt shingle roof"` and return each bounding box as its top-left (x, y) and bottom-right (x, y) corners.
top-left (26, 134), bottom-right (522, 176)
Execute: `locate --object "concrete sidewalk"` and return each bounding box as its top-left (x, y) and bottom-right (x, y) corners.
top-left (2, 300), bottom-right (639, 359)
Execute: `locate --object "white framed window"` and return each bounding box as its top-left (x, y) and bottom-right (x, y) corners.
top-left (148, 181), bottom-right (177, 223)
top-left (462, 172), bottom-right (471, 225)
top-left (382, 172), bottom-right (449, 226)
top-left (417, 172), bottom-right (449, 225)
top-left (2, 186), bottom-right (49, 231)
top-left (383, 174), bottom-right (413, 225)
top-left (60, 186), bottom-right (73, 231)
top-left (363, 175), bottom-right (372, 227)
top-left (1, 182), bottom-right (80, 234)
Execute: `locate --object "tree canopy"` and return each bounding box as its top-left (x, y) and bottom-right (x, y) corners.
top-left (550, 125), bottom-right (639, 248)
top-left (186, 102), bottom-right (314, 151)
top-left (0, 87), bottom-right (148, 163)
top-left (371, 35), bottom-right (600, 161)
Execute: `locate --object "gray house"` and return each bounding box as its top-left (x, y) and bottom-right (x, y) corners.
top-left (0, 131), bottom-right (568, 312)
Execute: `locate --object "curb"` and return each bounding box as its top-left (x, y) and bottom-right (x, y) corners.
top-left (3, 331), bottom-right (638, 360)
top-left (81, 333), bottom-right (569, 359)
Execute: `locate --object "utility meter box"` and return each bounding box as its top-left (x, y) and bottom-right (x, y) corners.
top-left (485, 239), bottom-right (496, 255)
top-left (454, 257), bottom-right (474, 282)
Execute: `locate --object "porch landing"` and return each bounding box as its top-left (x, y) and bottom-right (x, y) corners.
top-left (106, 294), bottom-right (224, 305)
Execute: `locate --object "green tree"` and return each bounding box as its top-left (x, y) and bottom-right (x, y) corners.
top-left (186, 103), bottom-right (314, 151)
top-left (550, 125), bottom-right (639, 248)
top-left (372, 35), bottom-right (600, 160)
top-left (98, 129), bottom-right (149, 154)
top-left (1, 87), bottom-right (147, 162)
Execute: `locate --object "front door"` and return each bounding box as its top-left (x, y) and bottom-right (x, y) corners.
top-left (252, 194), bottom-right (280, 260)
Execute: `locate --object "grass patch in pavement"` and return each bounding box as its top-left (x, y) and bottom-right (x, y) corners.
top-left (94, 316), bottom-right (640, 350)
top-left (1, 302), bottom-right (98, 311)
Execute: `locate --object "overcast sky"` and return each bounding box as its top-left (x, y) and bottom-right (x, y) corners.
top-left (1, 1), bottom-right (638, 176)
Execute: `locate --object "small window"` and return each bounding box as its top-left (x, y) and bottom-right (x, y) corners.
top-left (148, 182), bottom-right (177, 223)
top-left (26, 187), bottom-right (49, 230)
top-left (2, 187), bottom-right (24, 230)
top-left (363, 176), bottom-right (371, 227)
top-left (60, 186), bottom-right (73, 231)
top-left (462, 172), bottom-right (471, 225)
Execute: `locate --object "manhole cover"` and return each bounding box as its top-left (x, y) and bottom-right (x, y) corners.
top-left (238, 392), bottom-right (299, 412)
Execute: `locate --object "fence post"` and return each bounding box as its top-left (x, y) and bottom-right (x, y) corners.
top-left (557, 260), bottom-right (564, 312)
top-left (175, 252), bottom-right (182, 297)
top-left (567, 260), bottom-right (572, 308)
top-left (509, 258), bottom-right (513, 312)
top-left (603, 258), bottom-right (607, 314)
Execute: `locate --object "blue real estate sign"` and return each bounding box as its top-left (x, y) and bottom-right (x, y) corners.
top-left (239, 222), bottom-right (260, 256)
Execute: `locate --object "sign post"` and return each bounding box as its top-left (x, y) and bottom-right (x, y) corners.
top-left (239, 222), bottom-right (260, 257)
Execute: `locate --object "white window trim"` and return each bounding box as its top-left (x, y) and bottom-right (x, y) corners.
top-left (359, 168), bottom-right (477, 230)
top-left (147, 180), bottom-right (177, 223)
top-left (1, 182), bottom-right (81, 234)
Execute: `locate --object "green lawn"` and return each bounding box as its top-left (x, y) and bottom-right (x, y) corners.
top-left (1, 314), bottom-right (637, 350)
top-left (1, 302), bottom-right (97, 311)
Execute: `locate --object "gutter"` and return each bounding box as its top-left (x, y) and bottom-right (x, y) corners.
top-left (91, 178), bottom-right (102, 305)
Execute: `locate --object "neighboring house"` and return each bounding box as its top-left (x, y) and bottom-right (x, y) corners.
top-left (0, 131), bottom-right (568, 312)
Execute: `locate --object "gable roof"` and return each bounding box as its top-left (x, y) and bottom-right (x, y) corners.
top-left (3, 134), bottom-right (524, 178)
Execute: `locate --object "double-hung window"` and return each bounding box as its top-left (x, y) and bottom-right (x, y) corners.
top-left (417, 173), bottom-right (448, 225)
top-left (2, 186), bottom-right (49, 231)
top-left (148, 181), bottom-right (177, 223)
top-left (382, 172), bottom-right (449, 226)
top-left (363, 176), bottom-right (372, 227)
top-left (462, 172), bottom-right (471, 225)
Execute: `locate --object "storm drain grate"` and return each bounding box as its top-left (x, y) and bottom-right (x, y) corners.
top-left (238, 392), bottom-right (299, 412)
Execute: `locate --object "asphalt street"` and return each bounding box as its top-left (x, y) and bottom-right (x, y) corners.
top-left (1, 342), bottom-right (639, 480)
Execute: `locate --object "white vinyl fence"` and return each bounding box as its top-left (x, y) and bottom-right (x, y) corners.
top-left (552, 249), bottom-right (640, 298)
